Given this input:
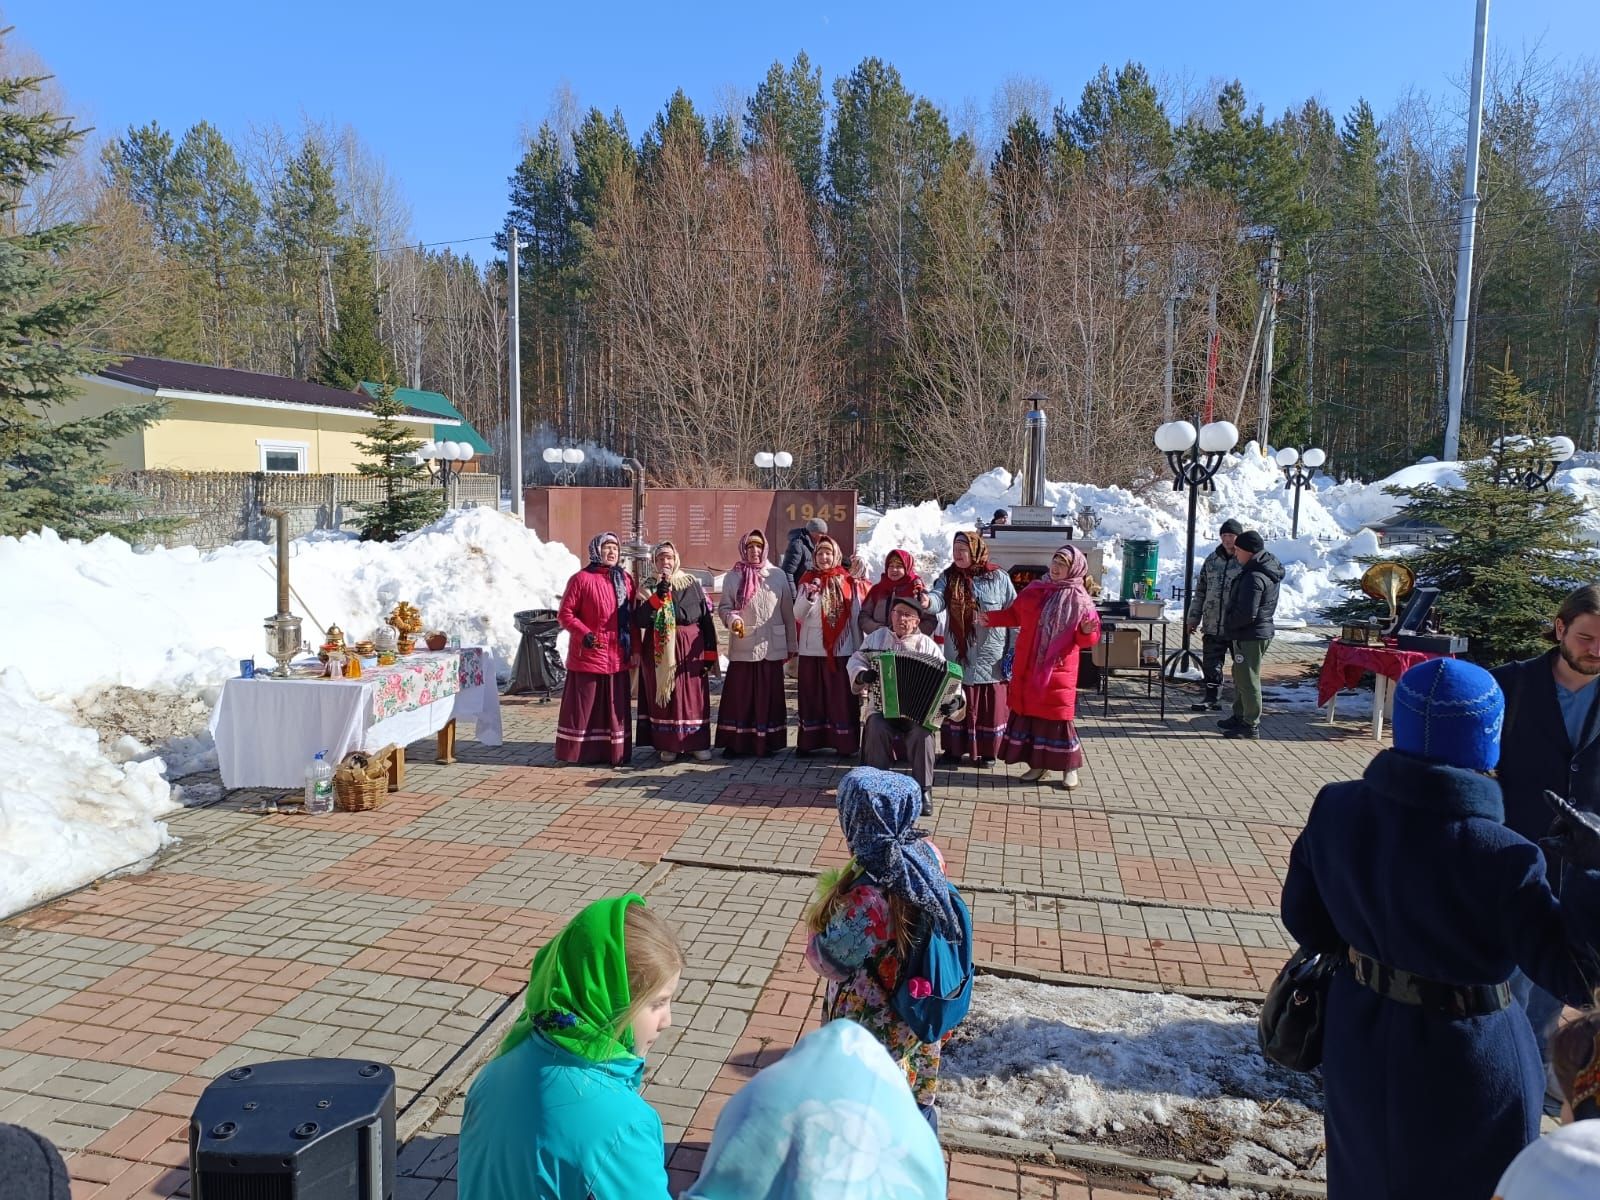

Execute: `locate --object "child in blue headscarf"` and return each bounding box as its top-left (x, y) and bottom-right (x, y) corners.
top-left (681, 1018), bottom-right (946, 1200)
top-left (805, 765), bottom-right (962, 1129)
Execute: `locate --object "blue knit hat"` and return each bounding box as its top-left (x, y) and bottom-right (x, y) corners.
top-left (1392, 658), bottom-right (1505, 772)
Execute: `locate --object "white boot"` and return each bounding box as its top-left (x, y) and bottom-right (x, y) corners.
top-left (692, 749), bottom-right (712, 761)
top-left (658, 750), bottom-right (677, 764)
top-left (1059, 768), bottom-right (1080, 790)
top-left (1020, 767), bottom-right (1047, 783)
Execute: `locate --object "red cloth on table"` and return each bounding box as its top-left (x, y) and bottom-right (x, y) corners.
top-left (1316, 642), bottom-right (1440, 707)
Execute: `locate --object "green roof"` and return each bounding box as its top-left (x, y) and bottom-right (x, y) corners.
top-left (360, 381), bottom-right (493, 456)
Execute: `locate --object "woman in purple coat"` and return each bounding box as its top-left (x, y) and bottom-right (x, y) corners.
top-left (1282, 657), bottom-right (1600, 1200)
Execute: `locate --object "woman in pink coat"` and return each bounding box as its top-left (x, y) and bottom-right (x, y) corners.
top-left (555, 531), bottom-right (637, 766)
top-left (979, 543), bottom-right (1101, 790)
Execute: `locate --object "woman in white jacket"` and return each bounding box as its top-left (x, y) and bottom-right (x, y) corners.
top-left (793, 535), bottom-right (867, 756)
top-left (714, 530), bottom-right (795, 758)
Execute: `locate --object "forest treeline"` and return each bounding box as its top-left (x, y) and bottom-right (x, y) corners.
top-left (28, 38), bottom-right (1600, 499)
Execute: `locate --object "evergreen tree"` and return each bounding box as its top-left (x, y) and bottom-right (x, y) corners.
top-left (571, 107), bottom-right (635, 227)
top-left (266, 135), bottom-right (344, 376)
top-left (171, 121), bottom-right (262, 367)
top-left (102, 121), bottom-right (183, 246)
top-left (1053, 61), bottom-right (1173, 189)
top-left (353, 381), bottom-right (442, 541)
top-left (1331, 448), bottom-right (1597, 665)
top-left (314, 233), bottom-right (386, 390)
top-left (639, 90), bottom-right (708, 173)
top-left (0, 56), bottom-right (167, 540)
top-left (744, 52), bottom-right (826, 198)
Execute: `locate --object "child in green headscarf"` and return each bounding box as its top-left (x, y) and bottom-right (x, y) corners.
top-left (459, 894), bottom-right (685, 1200)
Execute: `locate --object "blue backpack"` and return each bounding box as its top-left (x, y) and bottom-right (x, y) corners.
top-left (891, 885), bottom-right (974, 1043)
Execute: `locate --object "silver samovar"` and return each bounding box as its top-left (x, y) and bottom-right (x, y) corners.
top-left (261, 507), bottom-right (303, 678)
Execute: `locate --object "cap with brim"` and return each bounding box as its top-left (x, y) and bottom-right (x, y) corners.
top-left (890, 595), bottom-right (925, 616)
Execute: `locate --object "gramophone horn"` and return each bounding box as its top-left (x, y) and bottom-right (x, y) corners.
top-left (1361, 561), bottom-right (1416, 626)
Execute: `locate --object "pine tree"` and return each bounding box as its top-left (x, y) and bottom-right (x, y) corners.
top-left (1330, 448), bottom-right (1597, 665)
top-left (0, 53), bottom-right (167, 541)
top-left (267, 135), bottom-right (344, 377)
top-left (353, 381), bottom-right (442, 541)
top-left (314, 233), bottom-right (386, 390)
top-left (171, 121), bottom-right (262, 368)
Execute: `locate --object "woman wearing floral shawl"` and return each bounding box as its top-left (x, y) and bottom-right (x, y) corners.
top-left (858, 549), bottom-right (937, 638)
top-left (714, 530), bottom-right (795, 757)
top-left (804, 766), bottom-right (964, 1129)
top-left (923, 530), bottom-right (1017, 764)
top-left (979, 543), bottom-right (1101, 789)
top-left (633, 541), bottom-right (718, 763)
top-left (554, 532), bottom-right (637, 766)
top-left (682, 1018), bottom-right (946, 1200)
top-left (794, 534), bottom-right (867, 756)
top-left (459, 894), bottom-right (685, 1200)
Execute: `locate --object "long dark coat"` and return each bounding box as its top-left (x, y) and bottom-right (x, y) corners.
top-left (1282, 749), bottom-right (1600, 1200)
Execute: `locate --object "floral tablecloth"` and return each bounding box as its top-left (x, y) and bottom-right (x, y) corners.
top-left (368, 652), bottom-right (460, 721)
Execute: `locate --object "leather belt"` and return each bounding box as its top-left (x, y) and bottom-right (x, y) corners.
top-left (1347, 947), bottom-right (1512, 1018)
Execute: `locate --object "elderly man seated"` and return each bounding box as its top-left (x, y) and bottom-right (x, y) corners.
top-left (849, 594), bottom-right (963, 811)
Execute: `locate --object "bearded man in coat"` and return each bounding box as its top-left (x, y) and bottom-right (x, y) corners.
top-left (1282, 657), bottom-right (1600, 1200)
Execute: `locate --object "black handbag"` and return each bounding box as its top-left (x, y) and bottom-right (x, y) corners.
top-left (1258, 944), bottom-right (1343, 1072)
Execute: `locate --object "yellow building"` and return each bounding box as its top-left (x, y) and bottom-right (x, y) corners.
top-left (66, 355), bottom-right (457, 474)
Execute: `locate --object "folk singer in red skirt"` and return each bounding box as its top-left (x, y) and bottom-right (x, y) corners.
top-left (634, 540), bottom-right (719, 763)
top-left (794, 534), bottom-right (866, 755)
top-left (980, 542), bottom-right (1101, 790)
top-left (715, 529), bottom-right (795, 757)
top-left (555, 531), bottom-right (637, 766)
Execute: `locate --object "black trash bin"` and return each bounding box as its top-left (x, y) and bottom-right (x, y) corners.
top-left (509, 608), bottom-right (565, 699)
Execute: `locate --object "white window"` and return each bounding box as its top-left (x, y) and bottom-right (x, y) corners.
top-left (258, 440), bottom-right (309, 473)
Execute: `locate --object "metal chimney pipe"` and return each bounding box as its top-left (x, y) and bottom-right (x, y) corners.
top-left (1019, 393), bottom-right (1049, 508)
top-left (263, 507), bottom-right (291, 616)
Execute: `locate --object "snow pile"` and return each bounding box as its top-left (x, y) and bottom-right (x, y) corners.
top-left (0, 670), bottom-right (176, 917)
top-left (0, 507), bottom-right (580, 703)
top-left (941, 976), bottom-right (1324, 1182)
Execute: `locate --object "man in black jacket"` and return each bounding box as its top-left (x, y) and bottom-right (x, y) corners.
top-left (1187, 517), bottom-right (1243, 711)
top-left (779, 517), bottom-right (827, 589)
top-left (1491, 583), bottom-right (1600, 1057)
top-left (1218, 530), bottom-right (1283, 739)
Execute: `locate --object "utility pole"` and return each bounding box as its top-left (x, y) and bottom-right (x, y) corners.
top-left (1443, 0), bottom-right (1491, 463)
top-left (507, 228), bottom-right (524, 520)
top-left (1256, 239), bottom-right (1282, 451)
top-left (410, 311), bottom-right (423, 390)
top-left (1162, 293), bottom-right (1176, 421)
top-left (1204, 285), bottom-right (1219, 424)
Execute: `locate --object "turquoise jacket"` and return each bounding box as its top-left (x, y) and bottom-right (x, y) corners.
top-left (458, 1032), bottom-right (670, 1200)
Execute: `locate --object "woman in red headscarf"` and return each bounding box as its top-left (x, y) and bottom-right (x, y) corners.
top-left (794, 535), bottom-right (867, 755)
top-left (978, 543), bottom-right (1101, 789)
top-left (858, 549), bottom-right (937, 639)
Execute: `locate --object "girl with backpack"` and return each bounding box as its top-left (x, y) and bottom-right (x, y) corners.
top-left (459, 895), bottom-right (684, 1200)
top-left (804, 765), bottom-right (972, 1131)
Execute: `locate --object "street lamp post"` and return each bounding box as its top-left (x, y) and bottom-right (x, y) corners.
top-left (753, 450), bottom-right (794, 490)
top-left (419, 440), bottom-right (476, 506)
top-left (1155, 419), bottom-right (1239, 678)
top-left (1274, 446), bottom-right (1326, 539)
top-left (1492, 434), bottom-right (1575, 492)
top-left (541, 444), bottom-right (586, 486)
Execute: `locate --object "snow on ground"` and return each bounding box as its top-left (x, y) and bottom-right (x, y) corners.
top-left (0, 670), bottom-right (176, 916)
top-left (941, 976), bottom-right (1324, 1184)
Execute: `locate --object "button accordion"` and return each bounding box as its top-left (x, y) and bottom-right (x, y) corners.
top-left (866, 650), bottom-right (965, 731)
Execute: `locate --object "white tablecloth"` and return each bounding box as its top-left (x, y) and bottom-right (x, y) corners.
top-left (210, 649), bottom-right (503, 788)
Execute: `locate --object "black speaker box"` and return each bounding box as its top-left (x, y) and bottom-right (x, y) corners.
top-left (190, 1059), bottom-right (396, 1200)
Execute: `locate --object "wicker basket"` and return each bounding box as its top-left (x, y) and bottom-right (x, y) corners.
top-left (334, 746), bottom-right (394, 812)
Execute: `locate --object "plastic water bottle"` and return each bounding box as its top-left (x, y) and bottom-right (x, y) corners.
top-left (305, 751), bottom-right (334, 815)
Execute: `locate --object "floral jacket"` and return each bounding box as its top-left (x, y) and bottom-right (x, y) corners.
top-left (803, 848), bottom-right (948, 1106)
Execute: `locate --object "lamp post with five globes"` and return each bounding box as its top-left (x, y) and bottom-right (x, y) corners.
top-left (1154, 419), bottom-right (1240, 677)
top-left (418, 440), bottom-right (476, 506)
top-left (1491, 434), bottom-right (1575, 492)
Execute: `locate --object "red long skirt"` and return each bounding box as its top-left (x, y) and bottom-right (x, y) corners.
top-left (637, 628), bottom-right (711, 753)
top-left (716, 660), bottom-right (788, 756)
top-left (796, 654), bottom-right (861, 754)
top-left (940, 681), bottom-right (1009, 760)
top-left (999, 713), bottom-right (1085, 771)
top-left (555, 669), bottom-right (631, 765)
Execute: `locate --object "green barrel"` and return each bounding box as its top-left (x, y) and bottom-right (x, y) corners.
top-left (1119, 539), bottom-right (1159, 600)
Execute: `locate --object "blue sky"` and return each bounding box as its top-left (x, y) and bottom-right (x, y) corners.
top-left (10, 1), bottom-right (1596, 258)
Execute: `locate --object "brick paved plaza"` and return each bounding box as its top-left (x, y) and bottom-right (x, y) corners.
top-left (1, 640), bottom-right (1375, 1199)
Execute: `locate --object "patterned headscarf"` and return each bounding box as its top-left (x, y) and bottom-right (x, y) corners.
top-left (1026, 543), bottom-right (1097, 692)
top-left (729, 529), bottom-right (768, 612)
top-left (587, 531), bottom-right (631, 661)
top-left (681, 1018), bottom-right (946, 1200)
top-left (498, 893), bottom-right (643, 1063)
top-left (647, 541), bottom-right (694, 707)
top-left (798, 534), bottom-right (853, 665)
top-left (836, 766), bottom-right (960, 939)
top-left (864, 549), bottom-right (923, 612)
top-left (943, 530), bottom-right (998, 661)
